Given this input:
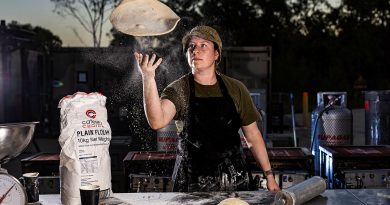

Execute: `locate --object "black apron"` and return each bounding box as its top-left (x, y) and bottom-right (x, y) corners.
top-left (172, 73), bottom-right (253, 192)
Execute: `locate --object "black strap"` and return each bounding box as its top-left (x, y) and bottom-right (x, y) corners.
top-left (188, 72), bottom-right (229, 98)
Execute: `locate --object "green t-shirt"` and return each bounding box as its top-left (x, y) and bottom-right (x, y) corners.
top-left (161, 73), bottom-right (259, 126)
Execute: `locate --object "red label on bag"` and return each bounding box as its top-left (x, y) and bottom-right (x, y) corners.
top-left (86, 109), bottom-right (96, 119)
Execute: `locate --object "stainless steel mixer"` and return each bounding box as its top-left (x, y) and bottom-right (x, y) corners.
top-left (0, 122), bottom-right (39, 166)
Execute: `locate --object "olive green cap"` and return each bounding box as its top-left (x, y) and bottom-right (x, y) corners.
top-left (182, 25), bottom-right (222, 63)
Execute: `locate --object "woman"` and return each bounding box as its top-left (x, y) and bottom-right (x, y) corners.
top-left (134, 25), bottom-right (279, 192)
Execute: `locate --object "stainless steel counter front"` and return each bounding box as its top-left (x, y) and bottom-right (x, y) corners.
top-left (39, 189), bottom-right (390, 205)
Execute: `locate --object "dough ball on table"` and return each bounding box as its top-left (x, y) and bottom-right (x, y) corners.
top-left (218, 198), bottom-right (250, 205)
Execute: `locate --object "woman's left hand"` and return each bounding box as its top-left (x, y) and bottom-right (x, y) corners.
top-left (266, 176), bottom-right (281, 191)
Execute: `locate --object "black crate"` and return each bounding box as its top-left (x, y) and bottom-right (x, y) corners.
top-left (129, 174), bottom-right (173, 192)
top-left (245, 147), bottom-right (313, 175)
top-left (123, 151), bottom-right (176, 192)
top-left (21, 153), bottom-right (60, 176)
top-left (110, 136), bottom-right (131, 192)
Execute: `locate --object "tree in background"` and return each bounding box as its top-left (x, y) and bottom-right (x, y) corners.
top-left (51, 0), bottom-right (119, 47)
top-left (108, 27), bottom-right (135, 47)
top-left (32, 26), bottom-right (63, 50)
top-left (6, 21), bottom-right (62, 51)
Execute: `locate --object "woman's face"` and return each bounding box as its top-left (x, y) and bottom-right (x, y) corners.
top-left (186, 36), bottom-right (219, 71)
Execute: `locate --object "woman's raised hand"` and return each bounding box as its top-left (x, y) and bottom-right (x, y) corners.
top-left (134, 52), bottom-right (163, 79)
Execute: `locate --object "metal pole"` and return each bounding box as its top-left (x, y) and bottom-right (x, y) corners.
top-left (302, 92), bottom-right (309, 128)
top-left (290, 93), bottom-right (297, 147)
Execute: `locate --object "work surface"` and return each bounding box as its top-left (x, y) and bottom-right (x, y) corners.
top-left (39, 189), bottom-right (390, 205)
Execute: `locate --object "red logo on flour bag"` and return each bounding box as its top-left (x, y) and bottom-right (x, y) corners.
top-left (86, 109), bottom-right (96, 118)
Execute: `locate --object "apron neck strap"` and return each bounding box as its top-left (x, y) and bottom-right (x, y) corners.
top-left (189, 72), bottom-right (229, 97)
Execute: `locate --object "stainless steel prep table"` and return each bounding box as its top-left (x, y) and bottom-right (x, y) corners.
top-left (39, 189), bottom-right (390, 205)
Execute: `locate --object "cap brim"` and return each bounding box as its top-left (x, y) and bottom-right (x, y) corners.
top-left (182, 31), bottom-right (211, 45)
top-left (110, 0), bottom-right (180, 36)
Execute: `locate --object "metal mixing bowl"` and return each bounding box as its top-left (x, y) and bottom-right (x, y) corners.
top-left (0, 122), bottom-right (39, 164)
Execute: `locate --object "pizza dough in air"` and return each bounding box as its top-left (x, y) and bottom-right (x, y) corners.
top-left (110, 0), bottom-right (180, 36)
top-left (218, 198), bottom-right (250, 205)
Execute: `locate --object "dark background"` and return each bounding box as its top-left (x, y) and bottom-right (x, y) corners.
top-left (1, 0), bottom-right (389, 140)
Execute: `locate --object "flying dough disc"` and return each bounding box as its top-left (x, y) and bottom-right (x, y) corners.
top-left (218, 198), bottom-right (250, 205)
top-left (110, 0), bottom-right (180, 36)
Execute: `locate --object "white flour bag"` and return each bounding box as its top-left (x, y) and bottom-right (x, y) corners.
top-left (58, 92), bottom-right (112, 205)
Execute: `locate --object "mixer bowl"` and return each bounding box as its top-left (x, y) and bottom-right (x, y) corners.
top-left (0, 122), bottom-right (39, 164)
